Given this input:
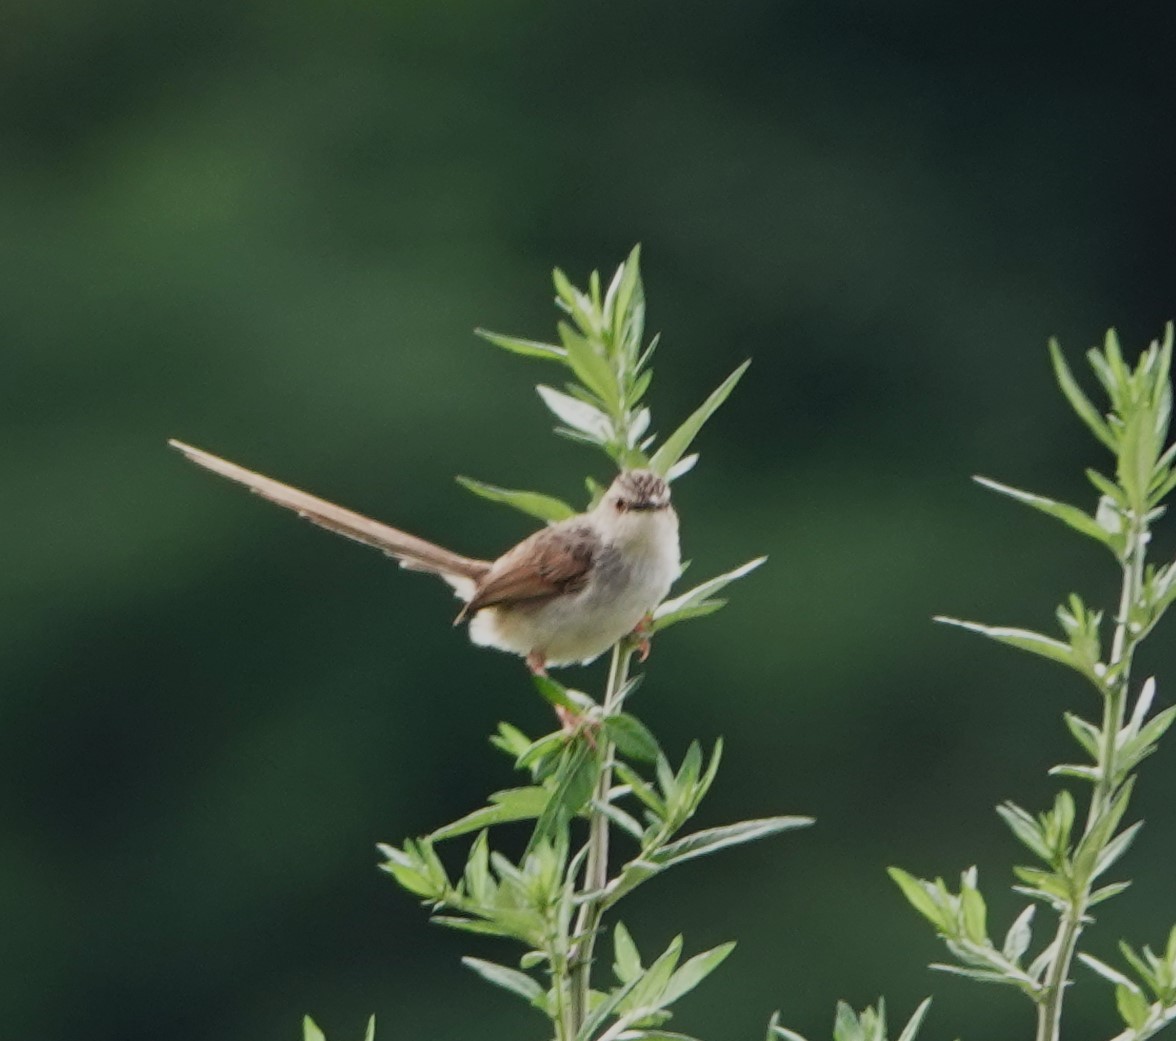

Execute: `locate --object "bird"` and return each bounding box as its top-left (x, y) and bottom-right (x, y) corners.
top-left (168, 440), bottom-right (681, 675)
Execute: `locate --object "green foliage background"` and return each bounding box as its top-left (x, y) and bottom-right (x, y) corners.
top-left (4, 4), bottom-right (1176, 1041)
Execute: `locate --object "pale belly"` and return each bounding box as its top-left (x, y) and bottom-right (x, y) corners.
top-left (467, 539), bottom-right (678, 666)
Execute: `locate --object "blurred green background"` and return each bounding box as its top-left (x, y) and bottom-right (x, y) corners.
top-left (5, 3), bottom-right (1176, 1040)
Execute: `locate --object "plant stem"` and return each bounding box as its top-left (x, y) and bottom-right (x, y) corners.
top-left (1035, 516), bottom-right (1147, 1041)
top-left (568, 643), bottom-right (633, 1033)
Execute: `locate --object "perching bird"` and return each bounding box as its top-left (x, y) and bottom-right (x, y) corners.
top-left (169, 440), bottom-right (680, 674)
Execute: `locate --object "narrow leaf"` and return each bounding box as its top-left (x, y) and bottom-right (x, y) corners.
top-left (531, 674), bottom-right (579, 711)
top-left (476, 328), bottom-right (567, 361)
top-left (973, 476), bottom-right (1115, 550)
top-left (528, 742), bottom-right (597, 852)
top-left (935, 617), bottom-right (1082, 673)
top-left (653, 557), bottom-right (767, 629)
top-left (889, 867), bottom-right (949, 931)
top-left (1003, 905), bottom-right (1035, 963)
top-left (995, 802), bottom-right (1051, 861)
top-left (603, 713), bottom-right (662, 763)
top-left (614, 922), bottom-right (644, 983)
top-left (1078, 953), bottom-right (1138, 990)
top-left (1064, 712), bottom-right (1101, 758)
top-left (660, 942), bottom-right (736, 1005)
top-left (456, 476), bottom-right (575, 523)
top-left (430, 787), bottom-right (550, 841)
top-left (766, 1011), bottom-right (809, 1041)
top-left (930, 964), bottom-right (1019, 986)
top-left (1116, 982), bottom-right (1151, 1030)
top-left (650, 817), bottom-right (813, 869)
top-left (619, 935), bottom-right (684, 1014)
top-left (1093, 821), bottom-right (1144, 879)
top-left (462, 957), bottom-right (544, 1003)
top-left (666, 453), bottom-right (699, 482)
top-left (648, 600), bottom-right (727, 634)
top-left (303, 1017), bottom-right (326, 1041)
top-left (895, 998), bottom-right (933, 1041)
top-left (1089, 881), bottom-right (1132, 905)
top-left (537, 385), bottom-right (613, 441)
top-left (1050, 338), bottom-right (1116, 451)
top-left (649, 361), bottom-right (751, 475)
top-left (559, 323), bottom-right (621, 412)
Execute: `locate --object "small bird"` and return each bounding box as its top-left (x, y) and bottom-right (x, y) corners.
top-left (169, 440), bottom-right (681, 674)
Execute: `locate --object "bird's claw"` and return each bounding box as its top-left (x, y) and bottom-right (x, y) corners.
top-left (629, 612), bottom-right (655, 662)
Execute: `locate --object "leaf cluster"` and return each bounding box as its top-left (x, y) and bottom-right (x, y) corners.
top-left (378, 671), bottom-right (810, 1041)
top-left (891, 325), bottom-right (1176, 1041)
top-left (461, 246), bottom-right (749, 521)
top-left (768, 998), bottom-right (931, 1041)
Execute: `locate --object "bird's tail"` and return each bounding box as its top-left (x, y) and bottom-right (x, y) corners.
top-left (168, 440), bottom-right (491, 598)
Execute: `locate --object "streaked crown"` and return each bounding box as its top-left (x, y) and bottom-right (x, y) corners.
top-left (606, 469), bottom-right (671, 512)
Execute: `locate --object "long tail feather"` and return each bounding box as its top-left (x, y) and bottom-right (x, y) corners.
top-left (168, 440), bottom-right (491, 591)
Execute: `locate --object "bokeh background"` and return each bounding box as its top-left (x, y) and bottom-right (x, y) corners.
top-left (5, 3), bottom-right (1176, 1040)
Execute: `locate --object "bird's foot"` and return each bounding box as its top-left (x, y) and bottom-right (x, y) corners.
top-left (630, 613), bottom-right (654, 662)
top-left (525, 651), bottom-right (548, 677)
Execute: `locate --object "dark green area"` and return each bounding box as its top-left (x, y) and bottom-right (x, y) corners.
top-left (4, 4), bottom-right (1176, 1040)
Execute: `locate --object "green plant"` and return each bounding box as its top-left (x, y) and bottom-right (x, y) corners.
top-left (888, 324), bottom-right (1176, 1041)
top-left (369, 248), bottom-right (811, 1041)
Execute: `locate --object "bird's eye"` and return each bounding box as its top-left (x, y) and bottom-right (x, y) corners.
top-left (613, 499), bottom-right (628, 512)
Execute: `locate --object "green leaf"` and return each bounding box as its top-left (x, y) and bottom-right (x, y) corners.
top-left (614, 921), bottom-right (644, 983)
top-left (1063, 712), bottom-right (1101, 758)
top-left (889, 867), bottom-right (950, 931)
top-left (456, 476), bottom-right (575, 523)
top-left (649, 361), bottom-right (751, 476)
top-left (935, 617), bottom-right (1086, 675)
top-left (574, 976), bottom-right (643, 1041)
top-left (363, 1015), bottom-right (375, 1041)
top-left (1088, 880), bottom-right (1132, 905)
top-left (660, 942), bottom-right (736, 1005)
top-left (528, 742), bottom-right (597, 853)
top-left (531, 673), bottom-right (579, 711)
top-left (1002, 905), bottom-right (1035, 962)
top-left (537, 385), bottom-right (613, 441)
top-left (1079, 952), bottom-right (1138, 990)
top-left (475, 328), bottom-right (567, 361)
top-left (973, 476), bottom-right (1117, 552)
top-left (1092, 820), bottom-right (1144, 880)
top-left (462, 957), bottom-right (544, 1004)
top-left (1051, 338), bottom-right (1116, 451)
top-left (995, 802), bottom-right (1051, 861)
top-left (1116, 982), bottom-right (1151, 1030)
top-left (895, 999), bottom-right (932, 1041)
top-left (930, 963), bottom-right (1017, 986)
top-left (960, 885), bottom-right (988, 945)
top-left (652, 557), bottom-right (766, 631)
top-left (430, 787), bottom-right (550, 841)
top-left (619, 935), bottom-right (684, 1014)
top-left (766, 1010), bottom-right (809, 1041)
top-left (649, 600), bottom-right (727, 634)
top-left (558, 322), bottom-right (621, 413)
top-left (1086, 467), bottom-right (1127, 505)
top-left (650, 816), bottom-right (813, 868)
top-left (602, 713), bottom-right (661, 762)
top-left (303, 1017), bottom-right (326, 1041)
top-left (430, 915), bottom-right (521, 939)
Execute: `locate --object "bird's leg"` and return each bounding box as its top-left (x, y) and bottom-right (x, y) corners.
top-left (630, 612), bottom-right (654, 662)
top-left (526, 650), bottom-right (594, 741)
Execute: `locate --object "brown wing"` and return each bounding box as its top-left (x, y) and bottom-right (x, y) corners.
top-left (460, 522), bottom-right (598, 618)
top-left (169, 439), bottom-right (492, 584)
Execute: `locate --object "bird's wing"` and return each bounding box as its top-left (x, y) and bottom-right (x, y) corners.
top-left (462, 522), bottom-right (598, 616)
top-left (169, 440), bottom-right (492, 591)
